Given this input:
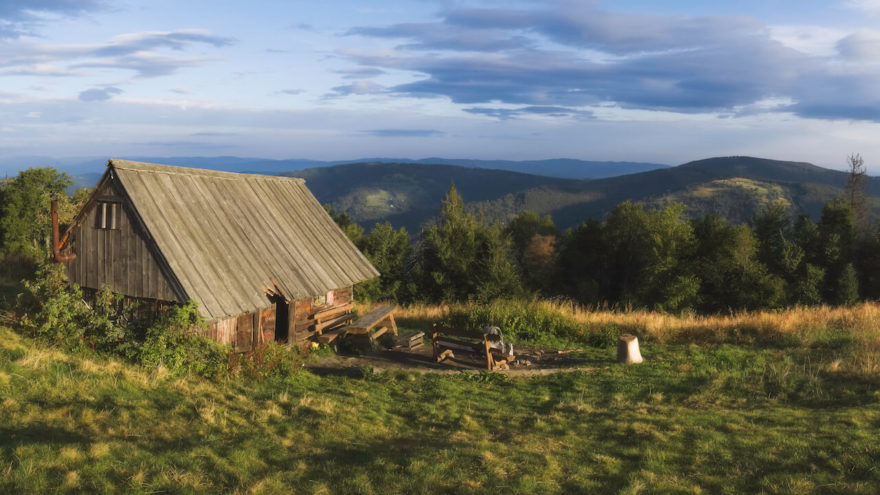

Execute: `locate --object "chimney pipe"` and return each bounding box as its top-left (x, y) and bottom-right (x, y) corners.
top-left (51, 200), bottom-right (76, 262)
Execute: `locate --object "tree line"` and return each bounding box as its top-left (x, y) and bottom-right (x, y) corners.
top-left (338, 166), bottom-right (879, 313)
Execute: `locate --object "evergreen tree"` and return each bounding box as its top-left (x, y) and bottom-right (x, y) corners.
top-left (355, 222), bottom-right (415, 303)
top-left (323, 204), bottom-right (364, 246)
top-left (417, 184), bottom-right (522, 302)
top-left (556, 219), bottom-right (605, 304)
top-left (817, 200), bottom-right (857, 304)
top-left (691, 215), bottom-right (783, 312)
top-left (504, 211), bottom-right (559, 294)
top-left (845, 153), bottom-right (869, 233)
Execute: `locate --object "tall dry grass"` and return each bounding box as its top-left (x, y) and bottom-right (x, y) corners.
top-left (383, 300), bottom-right (880, 341)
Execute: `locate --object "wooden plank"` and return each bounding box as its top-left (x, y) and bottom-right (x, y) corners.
top-left (370, 326), bottom-right (388, 340)
top-left (315, 312), bottom-right (355, 332)
top-left (430, 323), bottom-right (479, 339)
top-left (349, 305), bottom-right (395, 331)
top-left (317, 327), bottom-right (346, 344)
top-left (436, 338), bottom-right (482, 353)
top-left (313, 303), bottom-right (353, 322)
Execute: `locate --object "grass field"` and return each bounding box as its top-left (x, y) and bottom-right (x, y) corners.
top-left (2, 301), bottom-right (880, 493)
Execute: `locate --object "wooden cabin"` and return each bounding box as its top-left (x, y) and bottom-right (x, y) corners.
top-left (56, 159), bottom-right (379, 351)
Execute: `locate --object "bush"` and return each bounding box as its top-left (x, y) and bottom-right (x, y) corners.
top-left (227, 341), bottom-right (303, 381)
top-left (444, 298), bottom-right (616, 348)
top-left (17, 262), bottom-right (91, 348)
top-left (16, 264), bottom-right (260, 381)
top-left (136, 300), bottom-right (228, 379)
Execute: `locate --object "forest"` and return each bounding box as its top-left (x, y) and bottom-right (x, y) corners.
top-left (333, 158), bottom-right (878, 314)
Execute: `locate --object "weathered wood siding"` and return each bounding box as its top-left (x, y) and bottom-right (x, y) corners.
top-left (207, 306), bottom-right (275, 351)
top-left (64, 179), bottom-right (179, 302)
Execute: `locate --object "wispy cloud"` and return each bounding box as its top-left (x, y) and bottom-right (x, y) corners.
top-left (364, 129), bottom-right (443, 137)
top-left (464, 106), bottom-right (594, 120)
top-left (0, 0), bottom-right (105, 39)
top-left (329, 80), bottom-right (386, 96)
top-left (78, 86), bottom-right (121, 101)
top-left (0, 29), bottom-right (235, 78)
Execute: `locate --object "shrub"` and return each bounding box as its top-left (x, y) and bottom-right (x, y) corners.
top-left (136, 300), bottom-right (229, 379)
top-left (228, 341), bottom-right (303, 381)
top-left (444, 298), bottom-right (617, 348)
top-left (17, 265), bottom-right (232, 380)
top-left (17, 262), bottom-right (91, 348)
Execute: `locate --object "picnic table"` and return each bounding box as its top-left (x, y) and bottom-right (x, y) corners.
top-left (346, 304), bottom-right (398, 344)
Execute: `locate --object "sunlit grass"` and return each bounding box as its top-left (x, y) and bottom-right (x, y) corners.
top-left (3, 299), bottom-right (880, 493)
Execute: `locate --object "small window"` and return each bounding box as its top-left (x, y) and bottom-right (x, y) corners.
top-left (95, 201), bottom-right (118, 230)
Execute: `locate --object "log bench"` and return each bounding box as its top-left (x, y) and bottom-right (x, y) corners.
top-left (430, 323), bottom-right (515, 371)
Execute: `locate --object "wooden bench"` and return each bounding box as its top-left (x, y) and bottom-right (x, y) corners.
top-left (346, 304), bottom-right (398, 346)
top-left (430, 323), bottom-right (515, 370)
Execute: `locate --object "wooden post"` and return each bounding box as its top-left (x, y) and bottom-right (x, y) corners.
top-left (617, 334), bottom-right (643, 364)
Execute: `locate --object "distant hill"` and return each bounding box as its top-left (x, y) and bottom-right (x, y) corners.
top-left (0, 155), bottom-right (668, 189)
top-left (288, 156), bottom-right (880, 232)
top-left (285, 163), bottom-right (574, 232)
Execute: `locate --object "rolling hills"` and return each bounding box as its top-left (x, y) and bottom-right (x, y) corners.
top-left (286, 156), bottom-right (879, 232)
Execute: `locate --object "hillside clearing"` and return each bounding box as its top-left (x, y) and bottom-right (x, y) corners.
top-left (2, 301), bottom-right (880, 493)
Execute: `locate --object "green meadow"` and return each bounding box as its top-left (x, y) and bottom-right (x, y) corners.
top-left (2, 299), bottom-right (880, 494)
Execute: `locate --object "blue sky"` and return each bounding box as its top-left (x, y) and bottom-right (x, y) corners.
top-left (3, 0), bottom-right (880, 171)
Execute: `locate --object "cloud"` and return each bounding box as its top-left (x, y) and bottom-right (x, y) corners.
top-left (190, 131), bottom-right (238, 137)
top-left (335, 67), bottom-right (384, 79)
top-left (847, 0), bottom-right (880, 15)
top-left (836, 31), bottom-right (880, 60)
top-left (348, 23), bottom-right (531, 52)
top-left (0, 0), bottom-right (104, 39)
top-left (344, 3), bottom-right (880, 122)
top-left (277, 88), bottom-right (305, 95)
top-left (329, 80), bottom-right (386, 96)
top-left (363, 129), bottom-right (443, 137)
top-left (464, 105), bottom-right (594, 120)
top-left (78, 86), bottom-right (122, 101)
top-left (0, 29), bottom-right (235, 78)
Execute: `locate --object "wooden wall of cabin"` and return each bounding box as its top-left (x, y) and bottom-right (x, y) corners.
top-left (207, 305), bottom-right (275, 352)
top-left (63, 179), bottom-right (179, 302)
top-left (289, 286), bottom-right (353, 347)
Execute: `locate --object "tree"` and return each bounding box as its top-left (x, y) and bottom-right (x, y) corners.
top-left (817, 200), bottom-right (858, 304)
top-left (355, 222), bottom-right (415, 303)
top-left (416, 184), bottom-right (522, 302)
top-left (504, 211), bottom-right (560, 294)
top-left (845, 153), bottom-right (869, 233)
top-left (323, 203), bottom-right (364, 245)
top-left (556, 219), bottom-right (605, 304)
top-left (691, 214), bottom-right (784, 312)
top-left (0, 167), bottom-right (73, 263)
top-left (752, 202), bottom-right (802, 281)
top-left (602, 202), bottom-right (698, 312)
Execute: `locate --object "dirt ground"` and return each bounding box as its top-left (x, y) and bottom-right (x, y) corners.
top-left (304, 340), bottom-right (606, 377)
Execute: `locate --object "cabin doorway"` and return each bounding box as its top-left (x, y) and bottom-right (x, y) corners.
top-left (274, 299), bottom-right (290, 343)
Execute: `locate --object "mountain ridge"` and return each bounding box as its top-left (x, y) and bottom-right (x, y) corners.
top-left (285, 156), bottom-right (879, 232)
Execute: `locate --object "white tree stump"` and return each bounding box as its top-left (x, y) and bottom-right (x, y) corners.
top-left (617, 334), bottom-right (643, 364)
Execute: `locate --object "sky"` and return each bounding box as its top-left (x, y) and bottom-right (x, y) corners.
top-left (3, 0), bottom-right (880, 171)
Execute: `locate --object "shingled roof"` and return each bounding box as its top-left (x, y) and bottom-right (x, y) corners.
top-left (90, 159), bottom-right (378, 321)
